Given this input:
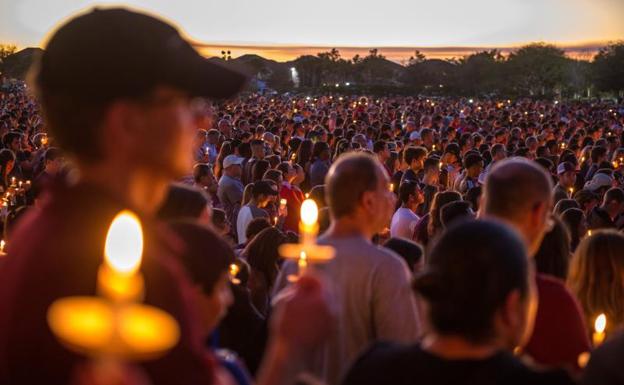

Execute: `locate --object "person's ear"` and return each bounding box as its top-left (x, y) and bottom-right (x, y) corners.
top-left (496, 289), bottom-right (526, 349)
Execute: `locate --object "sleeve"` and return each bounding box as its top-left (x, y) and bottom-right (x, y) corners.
top-left (371, 252), bottom-right (421, 342)
top-left (236, 207), bottom-right (252, 244)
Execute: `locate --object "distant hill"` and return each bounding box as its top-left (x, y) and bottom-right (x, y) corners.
top-left (0, 48), bottom-right (43, 79)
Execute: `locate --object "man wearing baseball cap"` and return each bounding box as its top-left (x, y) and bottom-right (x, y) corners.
top-left (553, 162), bottom-right (576, 204)
top-left (218, 154), bottom-right (245, 224)
top-left (0, 8), bottom-right (332, 385)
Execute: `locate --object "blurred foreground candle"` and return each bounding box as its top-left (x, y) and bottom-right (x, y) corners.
top-left (98, 211), bottom-right (145, 302)
top-left (593, 313), bottom-right (607, 347)
top-left (47, 210), bottom-right (179, 360)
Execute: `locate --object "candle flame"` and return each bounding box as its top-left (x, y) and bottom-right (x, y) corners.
top-left (595, 314), bottom-right (607, 334)
top-left (104, 211), bottom-right (143, 276)
top-left (300, 199), bottom-right (318, 227)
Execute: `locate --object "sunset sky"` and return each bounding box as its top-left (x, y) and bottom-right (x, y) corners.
top-left (1, 0), bottom-right (623, 62)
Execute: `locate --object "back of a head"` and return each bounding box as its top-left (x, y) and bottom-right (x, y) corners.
top-left (157, 183), bottom-right (209, 221)
top-left (413, 219), bottom-right (529, 343)
top-left (483, 157), bottom-right (553, 221)
top-left (168, 220), bottom-right (235, 294)
top-left (534, 216), bottom-right (571, 280)
top-left (603, 187), bottom-right (624, 205)
top-left (244, 227), bottom-right (287, 287)
top-left (245, 217), bottom-right (271, 242)
top-left (383, 237), bottom-right (423, 272)
top-left (326, 152), bottom-right (380, 218)
top-left (568, 230), bottom-right (624, 328)
top-left (554, 199), bottom-right (580, 216)
top-left (440, 200), bottom-right (474, 228)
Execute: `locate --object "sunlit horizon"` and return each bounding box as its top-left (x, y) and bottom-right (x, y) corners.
top-left (1, 0), bottom-right (623, 62)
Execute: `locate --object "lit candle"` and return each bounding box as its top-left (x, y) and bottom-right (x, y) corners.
top-left (280, 198), bottom-right (287, 210)
top-left (389, 183), bottom-right (394, 192)
top-left (0, 240), bottom-right (5, 253)
top-left (588, 230), bottom-right (593, 237)
top-left (593, 313), bottom-right (607, 347)
top-left (305, 193), bottom-right (310, 199)
top-left (300, 199), bottom-right (319, 246)
top-left (229, 264), bottom-right (241, 285)
top-left (568, 187), bottom-right (574, 197)
top-left (298, 250), bottom-right (308, 275)
top-left (47, 210), bottom-right (180, 359)
top-left (97, 211), bottom-right (145, 303)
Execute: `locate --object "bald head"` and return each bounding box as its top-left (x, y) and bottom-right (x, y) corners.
top-left (483, 157), bottom-right (553, 221)
top-left (326, 153), bottom-right (384, 218)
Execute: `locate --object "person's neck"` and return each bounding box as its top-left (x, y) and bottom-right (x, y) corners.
top-left (421, 333), bottom-right (501, 360)
top-left (76, 161), bottom-right (170, 217)
top-left (325, 216), bottom-right (374, 240)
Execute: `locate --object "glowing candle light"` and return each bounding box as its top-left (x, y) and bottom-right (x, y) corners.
top-left (593, 314), bottom-right (607, 347)
top-left (298, 250), bottom-right (308, 274)
top-left (47, 210), bottom-right (180, 360)
top-left (229, 264), bottom-right (241, 285)
top-left (98, 211), bottom-right (145, 302)
top-left (0, 240), bottom-right (5, 254)
top-left (568, 187), bottom-right (574, 197)
top-left (300, 199), bottom-right (319, 246)
top-left (389, 183), bottom-right (394, 192)
top-left (305, 193), bottom-right (310, 199)
top-left (588, 230), bottom-right (593, 237)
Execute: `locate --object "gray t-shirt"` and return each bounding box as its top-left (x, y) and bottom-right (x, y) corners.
top-left (217, 175), bottom-right (244, 222)
top-left (273, 234), bottom-right (421, 385)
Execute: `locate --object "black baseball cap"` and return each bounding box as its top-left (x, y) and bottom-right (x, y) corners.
top-left (35, 8), bottom-right (247, 101)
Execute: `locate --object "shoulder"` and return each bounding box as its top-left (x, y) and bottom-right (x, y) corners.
top-left (342, 342), bottom-right (419, 385)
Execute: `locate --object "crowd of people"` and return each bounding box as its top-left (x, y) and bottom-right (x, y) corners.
top-left (1, 7), bottom-right (624, 385)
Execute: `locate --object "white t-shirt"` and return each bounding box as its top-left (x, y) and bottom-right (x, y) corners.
top-left (390, 207), bottom-right (420, 240)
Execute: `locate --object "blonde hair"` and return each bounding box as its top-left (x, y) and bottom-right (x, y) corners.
top-left (567, 230), bottom-right (624, 334)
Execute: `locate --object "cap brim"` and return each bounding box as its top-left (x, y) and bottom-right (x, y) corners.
top-left (180, 55), bottom-right (248, 100)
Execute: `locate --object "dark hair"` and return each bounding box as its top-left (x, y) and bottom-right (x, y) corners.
top-left (157, 183), bottom-right (208, 221)
top-left (413, 220), bottom-right (528, 343)
top-left (440, 201), bottom-right (474, 228)
top-left (211, 208), bottom-right (228, 230)
top-left (403, 146), bottom-right (428, 165)
top-left (427, 191), bottom-right (462, 238)
top-left (554, 199), bottom-right (580, 216)
top-left (534, 216), bottom-right (571, 280)
top-left (399, 180), bottom-right (419, 204)
top-left (326, 153), bottom-right (381, 218)
top-left (560, 208), bottom-right (584, 253)
top-left (383, 237), bottom-right (423, 272)
top-left (263, 169), bottom-right (282, 184)
top-left (245, 217), bottom-right (271, 241)
top-left (603, 187), bottom-right (624, 204)
top-left (193, 163), bottom-right (212, 183)
top-left (168, 221), bottom-right (234, 293)
top-left (244, 227), bottom-right (287, 290)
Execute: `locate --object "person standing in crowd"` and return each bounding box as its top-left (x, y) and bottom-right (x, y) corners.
top-left (275, 153), bottom-right (421, 385)
top-left (0, 9), bottom-right (333, 385)
top-left (309, 141), bottom-right (331, 188)
top-left (567, 230), bottom-right (624, 339)
top-left (277, 161), bottom-right (304, 232)
top-left (586, 187), bottom-right (624, 230)
top-left (390, 180), bottom-right (423, 239)
top-left (236, 180), bottom-right (278, 244)
top-left (401, 146), bottom-right (427, 183)
top-left (481, 157), bottom-right (591, 372)
top-left (218, 154), bottom-right (245, 224)
top-left (553, 162), bottom-right (577, 204)
top-left (343, 220), bottom-right (574, 385)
